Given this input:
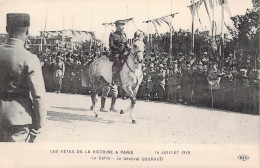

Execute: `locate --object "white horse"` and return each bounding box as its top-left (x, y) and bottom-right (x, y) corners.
top-left (88, 38), bottom-right (145, 123)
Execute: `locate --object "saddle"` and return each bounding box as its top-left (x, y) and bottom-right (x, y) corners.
top-left (110, 52), bottom-right (128, 86)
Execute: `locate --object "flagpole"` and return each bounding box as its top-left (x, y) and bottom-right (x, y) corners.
top-left (169, 0), bottom-right (173, 58)
top-left (191, 0), bottom-right (195, 53)
top-left (126, 5), bottom-right (128, 38)
top-left (220, 0), bottom-right (224, 67)
top-left (212, 0), bottom-right (215, 42)
top-left (104, 25), bottom-right (107, 47)
top-left (147, 0), bottom-right (150, 55)
top-left (150, 16), bottom-right (153, 50)
top-left (41, 8), bottom-right (48, 52)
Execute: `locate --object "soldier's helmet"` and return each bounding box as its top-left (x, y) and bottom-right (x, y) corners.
top-left (7, 13), bottom-right (30, 28)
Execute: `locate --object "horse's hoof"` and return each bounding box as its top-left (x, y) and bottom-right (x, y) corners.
top-left (90, 106), bottom-right (93, 110)
top-left (132, 120), bottom-right (136, 124)
top-left (95, 114), bottom-right (98, 118)
top-left (120, 110), bottom-right (124, 114)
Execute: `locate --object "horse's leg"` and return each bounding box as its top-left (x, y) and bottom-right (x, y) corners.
top-left (90, 90), bottom-right (98, 118)
top-left (121, 85), bottom-right (137, 124)
top-left (129, 85), bottom-right (140, 124)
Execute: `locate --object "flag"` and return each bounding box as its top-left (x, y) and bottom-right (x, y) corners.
top-left (209, 0), bottom-right (214, 8)
top-left (223, 1), bottom-right (232, 17)
top-left (217, 0), bottom-right (227, 5)
top-left (188, 0), bottom-right (204, 30)
top-left (203, 0), bottom-right (211, 24)
top-left (151, 21), bottom-right (159, 34)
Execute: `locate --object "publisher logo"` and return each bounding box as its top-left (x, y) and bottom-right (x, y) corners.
top-left (238, 154), bottom-right (249, 161)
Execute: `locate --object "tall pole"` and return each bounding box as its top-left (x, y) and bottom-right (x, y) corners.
top-left (41, 8), bottom-right (48, 52)
top-left (90, 13), bottom-right (93, 54)
top-left (147, 0), bottom-right (150, 54)
top-left (126, 5), bottom-right (128, 38)
top-left (220, 0), bottom-right (225, 67)
top-left (104, 26), bottom-right (107, 47)
top-left (191, 0), bottom-right (195, 53)
top-left (212, 0), bottom-right (215, 41)
top-left (150, 16), bottom-right (153, 50)
top-left (169, 0), bottom-right (173, 58)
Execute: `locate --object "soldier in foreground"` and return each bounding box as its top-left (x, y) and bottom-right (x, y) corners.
top-left (0, 13), bottom-right (47, 142)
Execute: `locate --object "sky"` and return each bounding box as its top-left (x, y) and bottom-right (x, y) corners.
top-left (0, 0), bottom-right (253, 45)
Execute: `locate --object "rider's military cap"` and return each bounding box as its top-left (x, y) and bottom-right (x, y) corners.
top-left (115, 20), bottom-right (126, 25)
top-left (7, 13), bottom-right (30, 27)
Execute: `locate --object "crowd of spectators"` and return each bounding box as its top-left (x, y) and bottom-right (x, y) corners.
top-left (38, 47), bottom-right (260, 114)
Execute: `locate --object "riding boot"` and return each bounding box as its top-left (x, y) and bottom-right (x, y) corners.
top-left (112, 61), bottom-right (122, 86)
top-left (110, 97), bottom-right (118, 112)
top-left (100, 97), bottom-right (108, 112)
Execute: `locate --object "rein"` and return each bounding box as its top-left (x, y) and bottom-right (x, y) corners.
top-left (124, 51), bottom-right (143, 89)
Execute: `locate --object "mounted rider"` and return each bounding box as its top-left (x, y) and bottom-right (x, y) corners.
top-left (109, 20), bottom-right (131, 85)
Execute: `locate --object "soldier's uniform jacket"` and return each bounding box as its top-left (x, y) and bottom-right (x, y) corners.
top-left (109, 30), bottom-right (130, 58)
top-left (0, 38), bottom-right (46, 130)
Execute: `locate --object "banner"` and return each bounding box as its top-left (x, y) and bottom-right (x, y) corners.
top-left (143, 13), bottom-right (178, 29)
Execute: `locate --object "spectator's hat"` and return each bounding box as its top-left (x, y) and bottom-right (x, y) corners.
top-left (229, 53), bottom-right (233, 57)
top-left (178, 52), bottom-right (183, 56)
top-left (7, 13), bottom-right (30, 28)
top-left (203, 52), bottom-right (208, 55)
top-left (150, 63), bottom-right (154, 68)
top-left (159, 64), bottom-right (163, 68)
top-left (190, 52), bottom-right (194, 56)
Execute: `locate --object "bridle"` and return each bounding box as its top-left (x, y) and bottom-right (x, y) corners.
top-left (130, 49), bottom-right (144, 64)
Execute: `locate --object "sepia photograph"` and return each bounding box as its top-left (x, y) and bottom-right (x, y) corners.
top-left (0, 0), bottom-right (259, 167)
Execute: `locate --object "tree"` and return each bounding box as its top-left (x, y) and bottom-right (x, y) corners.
top-left (228, 0), bottom-right (259, 55)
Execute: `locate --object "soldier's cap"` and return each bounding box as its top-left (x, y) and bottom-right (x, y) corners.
top-left (115, 20), bottom-right (126, 25)
top-left (7, 13), bottom-right (30, 28)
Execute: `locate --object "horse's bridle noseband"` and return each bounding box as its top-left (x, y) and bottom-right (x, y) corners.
top-left (131, 50), bottom-right (144, 63)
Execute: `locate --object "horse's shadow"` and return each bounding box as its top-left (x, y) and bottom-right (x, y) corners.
top-left (47, 106), bottom-right (129, 124)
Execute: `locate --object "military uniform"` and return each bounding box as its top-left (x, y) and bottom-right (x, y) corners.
top-left (167, 66), bottom-right (181, 103)
top-left (53, 57), bottom-right (65, 93)
top-left (109, 20), bottom-right (131, 85)
top-left (99, 20), bottom-right (130, 112)
top-left (0, 13), bottom-right (46, 142)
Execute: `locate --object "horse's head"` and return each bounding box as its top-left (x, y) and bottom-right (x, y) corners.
top-left (131, 38), bottom-right (145, 64)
